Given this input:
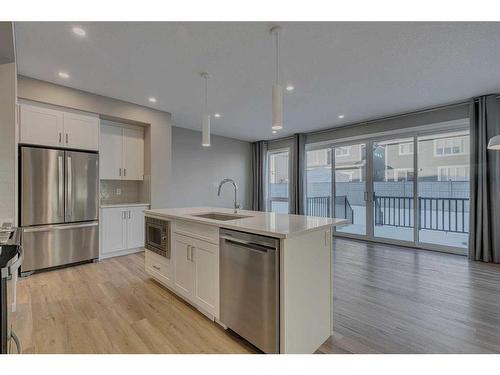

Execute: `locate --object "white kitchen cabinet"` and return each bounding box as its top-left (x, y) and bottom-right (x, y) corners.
top-left (127, 206), bottom-right (146, 249)
top-left (19, 103), bottom-right (99, 150)
top-left (173, 233), bottom-right (196, 300)
top-left (20, 104), bottom-right (64, 147)
top-left (145, 249), bottom-right (173, 287)
top-left (100, 122), bottom-right (144, 181)
top-left (62, 112), bottom-right (99, 151)
top-left (192, 238), bottom-right (219, 317)
top-left (171, 230), bottom-right (219, 318)
top-left (122, 127), bottom-right (144, 180)
top-left (100, 207), bottom-right (127, 255)
top-left (100, 204), bottom-right (149, 259)
top-left (100, 124), bottom-right (123, 179)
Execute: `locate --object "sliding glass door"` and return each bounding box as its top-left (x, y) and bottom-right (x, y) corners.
top-left (334, 143), bottom-right (367, 235)
top-left (267, 149), bottom-right (290, 214)
top-left (305, 121), bottom-right (470, 254)
top-left (417, 131), bottom-right (470, 249)
top-left (305, 148), bottom-right (332, 217)
top-left (372, 137), bottom-right (415, 242)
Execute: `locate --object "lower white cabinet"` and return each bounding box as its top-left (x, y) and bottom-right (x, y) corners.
top-left (145, 219), bottom-right (220, 320)
top-left (172, 232), bottom-right (220, 319)
top-left (145, 249), bottom-right (173, 287)
top-left (100, 204), bottom-right (148, 259)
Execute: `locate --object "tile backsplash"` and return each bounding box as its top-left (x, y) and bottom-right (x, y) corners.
top-left (100, 180), bottom-right (146, 205)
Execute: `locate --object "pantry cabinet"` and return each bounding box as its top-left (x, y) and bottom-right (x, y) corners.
top-left (19, 103), bottom-right (99, 150)
top-left (100, 122), bottom-right (144, 181)
top-left (100, 204), bottom-right (148, 258)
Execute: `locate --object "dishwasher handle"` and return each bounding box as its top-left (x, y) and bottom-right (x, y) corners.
top-left (220, 236), bottom-right (276, 253)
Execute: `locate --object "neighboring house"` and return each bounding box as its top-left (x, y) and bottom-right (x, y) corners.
top-left (382, 132), bottom-right (470, 182)
top-left (306, 131), bottom-right (470, 184)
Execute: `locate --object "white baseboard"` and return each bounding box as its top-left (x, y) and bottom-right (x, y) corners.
top-left (99, 247), bottom-right (144, 260)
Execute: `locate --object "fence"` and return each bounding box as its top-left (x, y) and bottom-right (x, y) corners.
top-left (306, 196), bottom-right (354, 224)
top-left (374, 195), bottom-right (469, 233)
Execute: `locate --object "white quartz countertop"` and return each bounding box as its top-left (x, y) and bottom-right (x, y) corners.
top-left (100, 203), bottom-right (150, 208)
top-left (144, 207), bottom-right (348, 239)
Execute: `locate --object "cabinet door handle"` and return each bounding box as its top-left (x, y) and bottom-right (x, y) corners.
top-left (124, 168), bottom-right (127, 177)
top-left (128, 210), bottom-right (131, 219)
top-left (65, 133), bottom-right (69, 144)
top-left (123, 211), bottom-right (127, 220)
top-left (152, 265), bottom-right (160, 271)
top-left (59, 132), bottom-right (62, 144)
top-left (191, 246), bottom-right (195, 262)
top-left (186, 245), bottom-right (191, 260)
top-left (119, 168), bottom-right (122, 177)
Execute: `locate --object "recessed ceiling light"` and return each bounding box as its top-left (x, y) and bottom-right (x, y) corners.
top-left (148, 97), bottom-right (157, 103)
top-left (285, 85), bottom-right (295, 92)
top-left (214, 113), bottom-right (221, 118)
top-left (72, 27), bottom-right (86, 37)
top-left (338, 114), bottom-right (345, 119)
top-left (58, 71), bottom-right (70, 79)
top-left (272, 130), bottom-right (277, 134)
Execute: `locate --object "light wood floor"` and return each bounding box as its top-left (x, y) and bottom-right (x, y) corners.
top-left (14, 238), bottom-right (500, 354)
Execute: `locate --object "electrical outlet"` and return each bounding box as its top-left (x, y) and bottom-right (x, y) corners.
top-left (116, 188), bottom-right (122, 195)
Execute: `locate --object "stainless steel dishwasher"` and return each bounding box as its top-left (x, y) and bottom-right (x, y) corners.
top-left (220, 228), bottom-right (280, 354)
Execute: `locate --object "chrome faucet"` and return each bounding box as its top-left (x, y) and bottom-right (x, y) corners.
top-left (217, 178), bottom-right (240, 213)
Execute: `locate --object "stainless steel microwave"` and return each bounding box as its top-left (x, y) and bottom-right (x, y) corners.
top-left (145, 217), bottom-right (170, 258)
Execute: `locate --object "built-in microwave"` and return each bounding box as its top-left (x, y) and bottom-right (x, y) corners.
top-left (145, 217), bottom-right (170, 258)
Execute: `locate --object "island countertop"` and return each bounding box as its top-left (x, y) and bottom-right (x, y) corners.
top-left (144, 207), bottom-right (348, 239)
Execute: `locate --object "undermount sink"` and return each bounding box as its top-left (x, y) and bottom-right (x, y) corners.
top-left (191, 212), bottom-right (251, 221)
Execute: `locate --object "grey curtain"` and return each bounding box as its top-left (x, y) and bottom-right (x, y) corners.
top-left (252, 140), bottom-right (268, 211)
top-left (469, 95), bottom-right (500, 263)
top-left (291, 133), bottom-right (306, 215)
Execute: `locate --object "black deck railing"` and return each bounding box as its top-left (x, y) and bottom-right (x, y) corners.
top-left (306, 196), bottom-right (354, 224)
top-left (374, 195), bottom-right (469, 233)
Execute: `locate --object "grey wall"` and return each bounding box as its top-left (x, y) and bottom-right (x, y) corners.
top-left (168, 126), bottom-right (252, 210)
top-left (0, 62), bottom-right (17, 224)
top-left (17, 76), bottom-right (171, 208)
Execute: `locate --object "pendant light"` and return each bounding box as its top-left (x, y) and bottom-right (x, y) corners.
top-left (270, 26), bottom-right (283, 131)
top-left (201, 72), bottom-right (211, 147)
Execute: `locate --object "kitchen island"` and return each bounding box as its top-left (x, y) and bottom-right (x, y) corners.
top-left (144, 207), bottom-right (347, 354)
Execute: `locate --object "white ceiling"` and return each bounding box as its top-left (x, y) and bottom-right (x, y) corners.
top-left (14, 22), bottom-right (500, 142)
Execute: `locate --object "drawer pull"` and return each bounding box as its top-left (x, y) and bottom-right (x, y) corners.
top-left (152, 265), bottom-right (161, 271)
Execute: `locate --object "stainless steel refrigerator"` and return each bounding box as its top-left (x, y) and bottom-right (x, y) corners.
top-left (20, 146), bottom-right (99, 274)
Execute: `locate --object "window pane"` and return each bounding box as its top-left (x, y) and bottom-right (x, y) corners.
top-left (418, 130), bottom-right (470, 249)
top-left (373, 137), bottom-right (414, 242)
top-left (306, 148), bottom-right (332, 217)
top-left (335, 143), bottom-right (366, 235)
top-left (268, 150), bottom-right (289, 213)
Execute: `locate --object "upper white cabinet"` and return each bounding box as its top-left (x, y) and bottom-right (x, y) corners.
top-left (19, 104), bottom-right (63, 147)
top-left (19, 103), bottom-right (99, 151)
top-left (100, 124), bottom-right (123, 179)
top-left (62, 112), bottom-right (99, 150)
top-left (100, 122), bottom-right (144, 181)
top-left (122, 127), bottom-right (145, 180)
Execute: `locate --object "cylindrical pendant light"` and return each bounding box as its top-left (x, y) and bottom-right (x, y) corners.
top-left (201, 72), bottom-right (211, 147)
top-left (270, 26), bottom-right (283, 131)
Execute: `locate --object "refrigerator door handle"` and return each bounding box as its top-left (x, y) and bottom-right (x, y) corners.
top-left (23, 222), bottom-right (99, 232)
top-left (58, 155), bottom-right (64, 218)
top-left (67, 155), bottom-right (72, 219)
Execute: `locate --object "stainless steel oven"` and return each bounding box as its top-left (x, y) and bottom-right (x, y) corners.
top-left (145, 217), bottom-right (170, 258)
